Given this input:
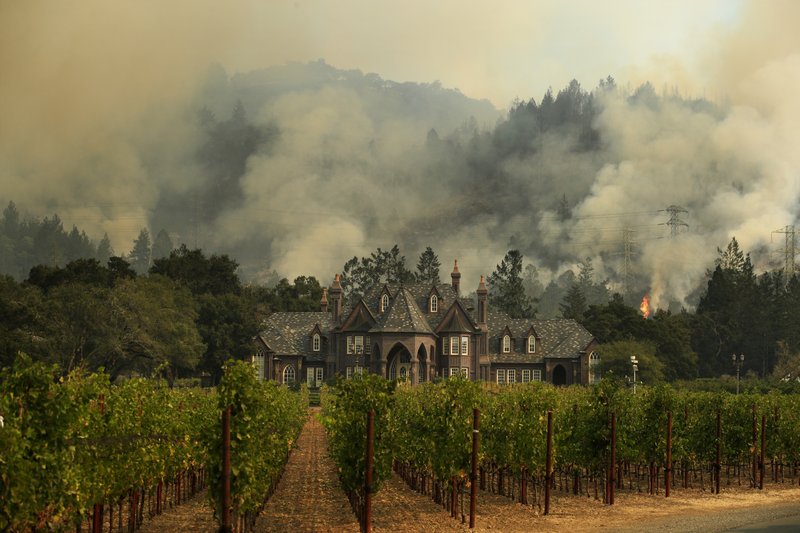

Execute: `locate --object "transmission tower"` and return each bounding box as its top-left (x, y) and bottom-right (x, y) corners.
top-left (622, 228), bottom-right (637, 299)
top-left (663, 205), bottom-right (689, 238)
top-left (772, 225), bottom-right (796, 279)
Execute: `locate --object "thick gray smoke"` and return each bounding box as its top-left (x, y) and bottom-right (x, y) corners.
top-left (1, 1), bottom-right (798, 313)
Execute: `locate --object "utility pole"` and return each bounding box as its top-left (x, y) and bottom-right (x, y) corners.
top-left (772, 225), bottom-right (796, 280)
top-left (663, 205), bottom-right (688, 238)
top-left (622, 228), bottom-right (636, 300)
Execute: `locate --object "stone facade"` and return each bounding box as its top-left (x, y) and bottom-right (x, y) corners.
top-left (253, 261), bottom-right (598, 387)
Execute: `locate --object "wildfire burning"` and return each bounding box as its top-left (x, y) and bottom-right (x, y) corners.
top-left (640, 294), bottom-right (651, 319)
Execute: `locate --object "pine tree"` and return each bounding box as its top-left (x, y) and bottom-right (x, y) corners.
top-left (415, 247), bottom-right (441, 284)
top-left (96, 233), bottom-right (113, 264)
top-left (128, 228), bottom-right (152, 275)
top-left (487, 250), bottom-right (535, 318)
top-left (151, 229), bottom-right (174, 260)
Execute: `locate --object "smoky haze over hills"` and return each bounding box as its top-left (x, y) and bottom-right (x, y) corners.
top-left (1, 1), bottom-right (799, 313)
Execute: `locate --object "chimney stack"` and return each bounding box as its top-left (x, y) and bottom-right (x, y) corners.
top-left (320, 287), bottom-right (329, 313)
top-left (477, 275), bottom-right (488, 325)
top-left (451, 259), bottom-right (461, 295)
top-left (330, 274), bottom-right (343, 323)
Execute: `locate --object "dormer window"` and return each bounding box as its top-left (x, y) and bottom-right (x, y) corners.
top-left (430, 295), bottom-right (438, 313)
top-left (381, 294), bottom-right (390, 312)
top-left (312, 333), bottom-right (321, 352)
top-left (502, 335), bottom-right (511, 353)
top-left (527, 335), bottom-right (535, 353)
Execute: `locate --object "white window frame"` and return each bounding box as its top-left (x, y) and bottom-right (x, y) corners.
top-left (502, 335), bottom-right (511, 353)
top-left (507, 369), bottom-right (516, 384)
top-left (354, 335), bottom-right (364, 354)
top-left (450, 367), bottom-right (460, 377)
top-left (381, 294), bottom-right (389, 312)
top-left (365, 336), bottom-right (371, 355)
top-left (450, 336), bottom-right (460, 355)
top-left (307, 367), bottom-right (315, 387)
top-left (282, 365), bottom-right (295, 384)
top-left (346, 335), bottom-right (354, 355)
top-left (527, 335), bottom-right (535, 353)
top-left (461, 367), bottom-right (469, 378)
top-left (312, 333), bottom-right (321, 352)
top-left (496, 368), bottom-right (506, 384)
top-left (443, 337), bottom-right (449, 355)
top-left (522, 369), bottom-right (531, 383)
top-left (346, 366), bottom-right (353, 380)
top-left (532, 369), bottom-right (542, 382)
top-left (430, 295), bottom-right (438, 312)
top-left (316, 367), bottom-right (324, 384)
top-left (461, 335), bottom-right (469, 356)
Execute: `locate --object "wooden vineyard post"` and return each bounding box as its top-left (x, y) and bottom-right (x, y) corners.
top-left (759, 415), bottom-right (766, 490)
top-left (609, 412), bottom-right (616, 505)
top-left (365, 410), bottom-right (375, 533)
top-left (715, 410), bottom-right (721, 495)
top-left (470, 408), bottom-right (480, 529)
top-left (666, 411), bottom-right (672, 498)
top-left (544, 411), bottom-right (553, 515)
top-left (751, 404), bottom-right (757, 488)
top-left (92, 393), bottom-right (105, 533)
top-left (220, 405), bottom-right (232, 533)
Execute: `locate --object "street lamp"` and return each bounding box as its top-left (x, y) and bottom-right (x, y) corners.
top-left (732, 353), bottom-right (744, 394)
top-left (630, 356), bottom-right (639, 394)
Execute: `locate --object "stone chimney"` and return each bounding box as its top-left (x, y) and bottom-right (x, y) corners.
top-left (330, 274), bottom-right (343, 323)
top-left (320, 287), bottom-right (329, 313)
top-left (477, 275), bottom-right (488, 325)
top-left (451, 259), bottom-right (461, 295)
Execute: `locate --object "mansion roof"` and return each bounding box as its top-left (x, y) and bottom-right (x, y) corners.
top-left (258, 281), bottom-right (595, 365)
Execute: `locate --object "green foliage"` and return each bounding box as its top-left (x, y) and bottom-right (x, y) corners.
top-left (150, 244), bottom-right (241, 296)
top-left (488, 250), bottom-right (535, 319)
top-left (321, 374), bottom-right (396, 493)
top-left (208, 360), bottom-right (306, 520)
top-left (0, 354), bottom-right (215, 532)
top-left (598, 339), bottom-right (664, 385)
top-left (415, 247), bottom-right (441, 284)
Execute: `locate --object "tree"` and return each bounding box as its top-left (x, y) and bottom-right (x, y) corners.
top-left (151, 229), bottom-right (174, 260)
top-left (128, 228), bottom-right (151, 275)
top-left (598, 339), bottom-right (664, 386)
top-left (96, 233), bottom-right (113, 264)
top-left (415, 247), bottom-right (441, 284)
top-left (195, 292), bottom-right (259, 383)
top-left (150, 244), bottom-right (241, 296)
top-left (487, 250), bottom-right (535, 318)
top-left (560, 284), bottom-right (587, 320)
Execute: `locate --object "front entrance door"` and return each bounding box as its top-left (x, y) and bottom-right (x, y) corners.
top-left (307, 367), bottom-right (324, 388)
top-left (552, 364), bottom-right (567, 386)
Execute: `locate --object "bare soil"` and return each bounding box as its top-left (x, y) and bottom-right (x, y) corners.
top-left (136, 409), bottom-right (800, 532)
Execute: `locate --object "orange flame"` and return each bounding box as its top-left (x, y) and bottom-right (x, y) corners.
top-left (640, 294), bottom-right (651, 319)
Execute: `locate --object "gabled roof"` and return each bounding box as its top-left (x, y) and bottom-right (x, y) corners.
top-left (487, 313), bottom-right (594, 363)
top-left (340, 299), bottom-right (377, 332)
top-left (370, 286), bottom-right (434, 334)
top-left (350, 282), bottom-right (459, 330)
top-left (258, 311), bottom-right (333, 362)
top-left (435, 298), bottom-right (479, 333)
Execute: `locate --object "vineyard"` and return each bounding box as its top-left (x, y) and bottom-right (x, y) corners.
top-left (3, 358), bottom-right (800, 532)
top-left (0, 356), bottom-right (306, 533)
top-left (321, 376), bottom-right (800, 529)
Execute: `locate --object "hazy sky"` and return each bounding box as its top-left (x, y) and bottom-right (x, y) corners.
top-left (1, 0), bottom-right (746, 112)
top-left (2, 0), bottom-right (799, 307)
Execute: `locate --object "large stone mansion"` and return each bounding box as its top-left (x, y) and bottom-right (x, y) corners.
top-left (252, 261), bottom-right (598, 387)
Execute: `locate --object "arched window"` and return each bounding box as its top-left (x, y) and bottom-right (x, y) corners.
top-left (430, 295), bottom-right (438, 312)
top-left (312, 333), bottom-right (321, 352)
top-left (527, 335), bottom-right (535, 353)
top-left (502, 335), bottom-right (511, 353)
top-left (381, 294), bottom-right (389, 312)
top-left (282, 365), bottom-right (295, 384)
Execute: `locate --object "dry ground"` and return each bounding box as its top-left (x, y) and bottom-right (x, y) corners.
top-left (135, 409), bottom-right (800, 532)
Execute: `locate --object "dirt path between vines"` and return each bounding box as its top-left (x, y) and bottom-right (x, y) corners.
top-left (138, 409), bottom-right (800, 532)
